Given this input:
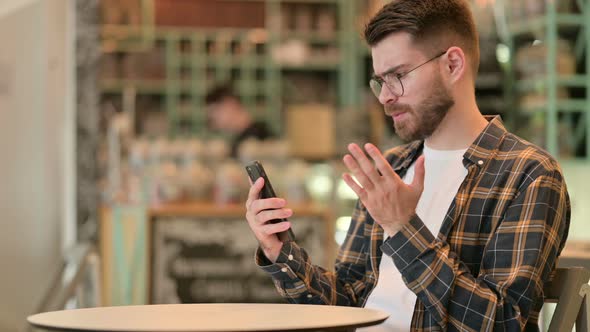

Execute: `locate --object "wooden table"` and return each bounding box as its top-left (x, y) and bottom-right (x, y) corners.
top-left (28, 303), bottom-right (389, 332)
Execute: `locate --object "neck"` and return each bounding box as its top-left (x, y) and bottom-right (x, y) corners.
top-left (424, 94), bottom-right (488, 150)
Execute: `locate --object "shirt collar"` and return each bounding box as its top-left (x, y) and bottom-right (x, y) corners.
top-left (392, 115), bottom-right (507, 171)
top-left (463, 115), bottom-right (507, 167)
top-left (392, 140), bottom-right (424, 172)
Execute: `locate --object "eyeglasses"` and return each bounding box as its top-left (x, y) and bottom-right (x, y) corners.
top-left (369, 51), bottom-right (446, 98)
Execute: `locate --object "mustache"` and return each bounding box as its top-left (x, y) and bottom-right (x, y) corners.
top-left (384, 104), bottom-right (412, 116)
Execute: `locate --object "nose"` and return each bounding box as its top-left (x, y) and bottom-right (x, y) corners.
top-left (377, 85), bottom-right (398, 106)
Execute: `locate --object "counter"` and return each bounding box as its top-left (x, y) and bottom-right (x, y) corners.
top-left (100, 202), bottom-right (335, 306)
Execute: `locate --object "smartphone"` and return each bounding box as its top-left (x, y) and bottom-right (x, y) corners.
top-left (245, 160), bottom-right (295, 242)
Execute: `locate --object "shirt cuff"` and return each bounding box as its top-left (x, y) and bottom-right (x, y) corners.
top-left (380, 214), bottom-right (436, 272)
top-left (254, 241), bottom-right (304, 281)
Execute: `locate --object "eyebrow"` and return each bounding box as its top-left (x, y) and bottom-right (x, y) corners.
top-left (372, 64), bottom-right (407, 80)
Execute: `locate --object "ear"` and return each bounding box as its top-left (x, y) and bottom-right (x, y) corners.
top-left (444, 46), bottom-right (467, 84)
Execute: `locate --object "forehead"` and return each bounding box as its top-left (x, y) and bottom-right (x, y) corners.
top-left (370, 33), bottom-right (423, 75)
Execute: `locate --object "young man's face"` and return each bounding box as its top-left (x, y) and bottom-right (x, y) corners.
top-left (371, 33), bottom-right (454, 142)
top-left (207, 97), bottom-right (241, 133)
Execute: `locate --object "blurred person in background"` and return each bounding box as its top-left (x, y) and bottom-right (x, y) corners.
top-left (243, 0), bottom-right (571, 331)
top-left (205, 83), bottom-right (275, 158)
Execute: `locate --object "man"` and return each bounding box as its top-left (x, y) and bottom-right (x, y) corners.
top-left (244, 1), bottom-right (570, 331)
top-left (205, 84), bottom-right (274, 158)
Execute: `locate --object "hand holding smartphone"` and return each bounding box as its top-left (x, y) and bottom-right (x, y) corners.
top-left (245, 161), bottom-right (295, 242)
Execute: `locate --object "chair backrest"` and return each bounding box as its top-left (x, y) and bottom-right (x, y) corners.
top-left (544, 267), bottom-right (590, 332)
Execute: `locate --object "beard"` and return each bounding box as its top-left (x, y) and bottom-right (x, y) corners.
top-left (385, 74), bottom-right (455, 142)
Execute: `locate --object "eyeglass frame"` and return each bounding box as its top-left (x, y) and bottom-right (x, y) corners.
top-left (370, 50), bottom-right (447, 98)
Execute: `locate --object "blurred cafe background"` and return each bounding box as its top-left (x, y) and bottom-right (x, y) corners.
top-left (1, 0), bottom-right (590, 331)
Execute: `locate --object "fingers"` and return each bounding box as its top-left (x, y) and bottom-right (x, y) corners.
top-left (411, 155), bottom-right (426, 192)
top-left (245, 177), bottom-right (292, 227)
top-left (343, 143), bottom-right (402, 194)
top-left (343, 144), bottom-right (377, 192)
top-left (364, 143), bottom-right (400, 183)
top-left (246, 177), bottom-right (286, 211)
top-left (259, 220), bottom-right (291, 237)
top-left (248, 197), bottom-right (287, 216)
top-left (245, 177), bottom-right (264, 209)
top-left (342, 172), bottom-right (366, 201)
top-left (254, 208), bottom-right (293, 226)
top-left (346, 143), bottom-right (381, 187)
top-left (342, 154), bottom-right (372, 191)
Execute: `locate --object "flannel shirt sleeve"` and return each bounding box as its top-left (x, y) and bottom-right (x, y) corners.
top-left (381, 169), bottom-right (570, 331)
top-left (255, 201), bottom-right (372, 307)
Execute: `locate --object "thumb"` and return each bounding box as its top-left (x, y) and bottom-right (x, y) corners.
top-left (411, 155), bottom-right (425, 193)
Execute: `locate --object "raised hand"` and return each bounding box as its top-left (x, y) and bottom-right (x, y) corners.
top-left (342, 143), bottom-right (425, 236)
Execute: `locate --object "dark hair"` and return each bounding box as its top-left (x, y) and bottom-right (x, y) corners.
top-left (364, 0), bottom-right (480, 77)
top-left (205, 83), bottom-right (239, 105)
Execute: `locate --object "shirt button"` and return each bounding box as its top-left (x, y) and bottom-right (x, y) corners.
top-left (288, 254), bottom-right (294, 261)
top-left (307, 294), bottom-right (313, 299)
top-left (281, 267), bottom-right (288, 273)
top-left (478, 160), bottom-right (484, 166)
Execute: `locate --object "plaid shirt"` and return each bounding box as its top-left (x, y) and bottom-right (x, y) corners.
top-left (257, 116), bottom-right (570, 331)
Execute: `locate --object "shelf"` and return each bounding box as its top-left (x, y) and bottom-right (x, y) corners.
top-left (100, 79), bottom-right (169, 94)
top-left (154, 26), bottom-right (260, 39)
top-left (234, 83), bottom-right (269, 95)
top-left (102, 24), bottom-right (269, 49)
top-left (476, 73), bottom-right (503, 89)
top-left (516, 75), bottom-right (589, 92)
top-left (278, 31), bottom-right (338, 44)
top-left (149, 201), bottom-right (328, 218)
top-left (177, 55), bottom-right (268, 68)
top-left (508, 14), bottom-right (585, 36)
top-left (477, 98), bottom-right (506, 112)
top-left (265, 0), bottom-right (339, 3)
top-left (219, 0), bottom-right (339, 2)
top-left (100, 79), bottom-right (202, 94)
top-left (100, 79), bottom-right (272, 97)
top-left (98, 0), bottom-right (357, 138)
top-left (278, 60), bottom-right (340, 71)
top-left (520, 99), bottom-right (589, 114)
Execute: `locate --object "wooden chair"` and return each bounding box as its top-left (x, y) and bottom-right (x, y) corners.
top-left (544, 267), bottom-right (590, 332)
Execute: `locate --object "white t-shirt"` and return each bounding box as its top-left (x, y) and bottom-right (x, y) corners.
top-left (360, 144), bottom-right (468, 332)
